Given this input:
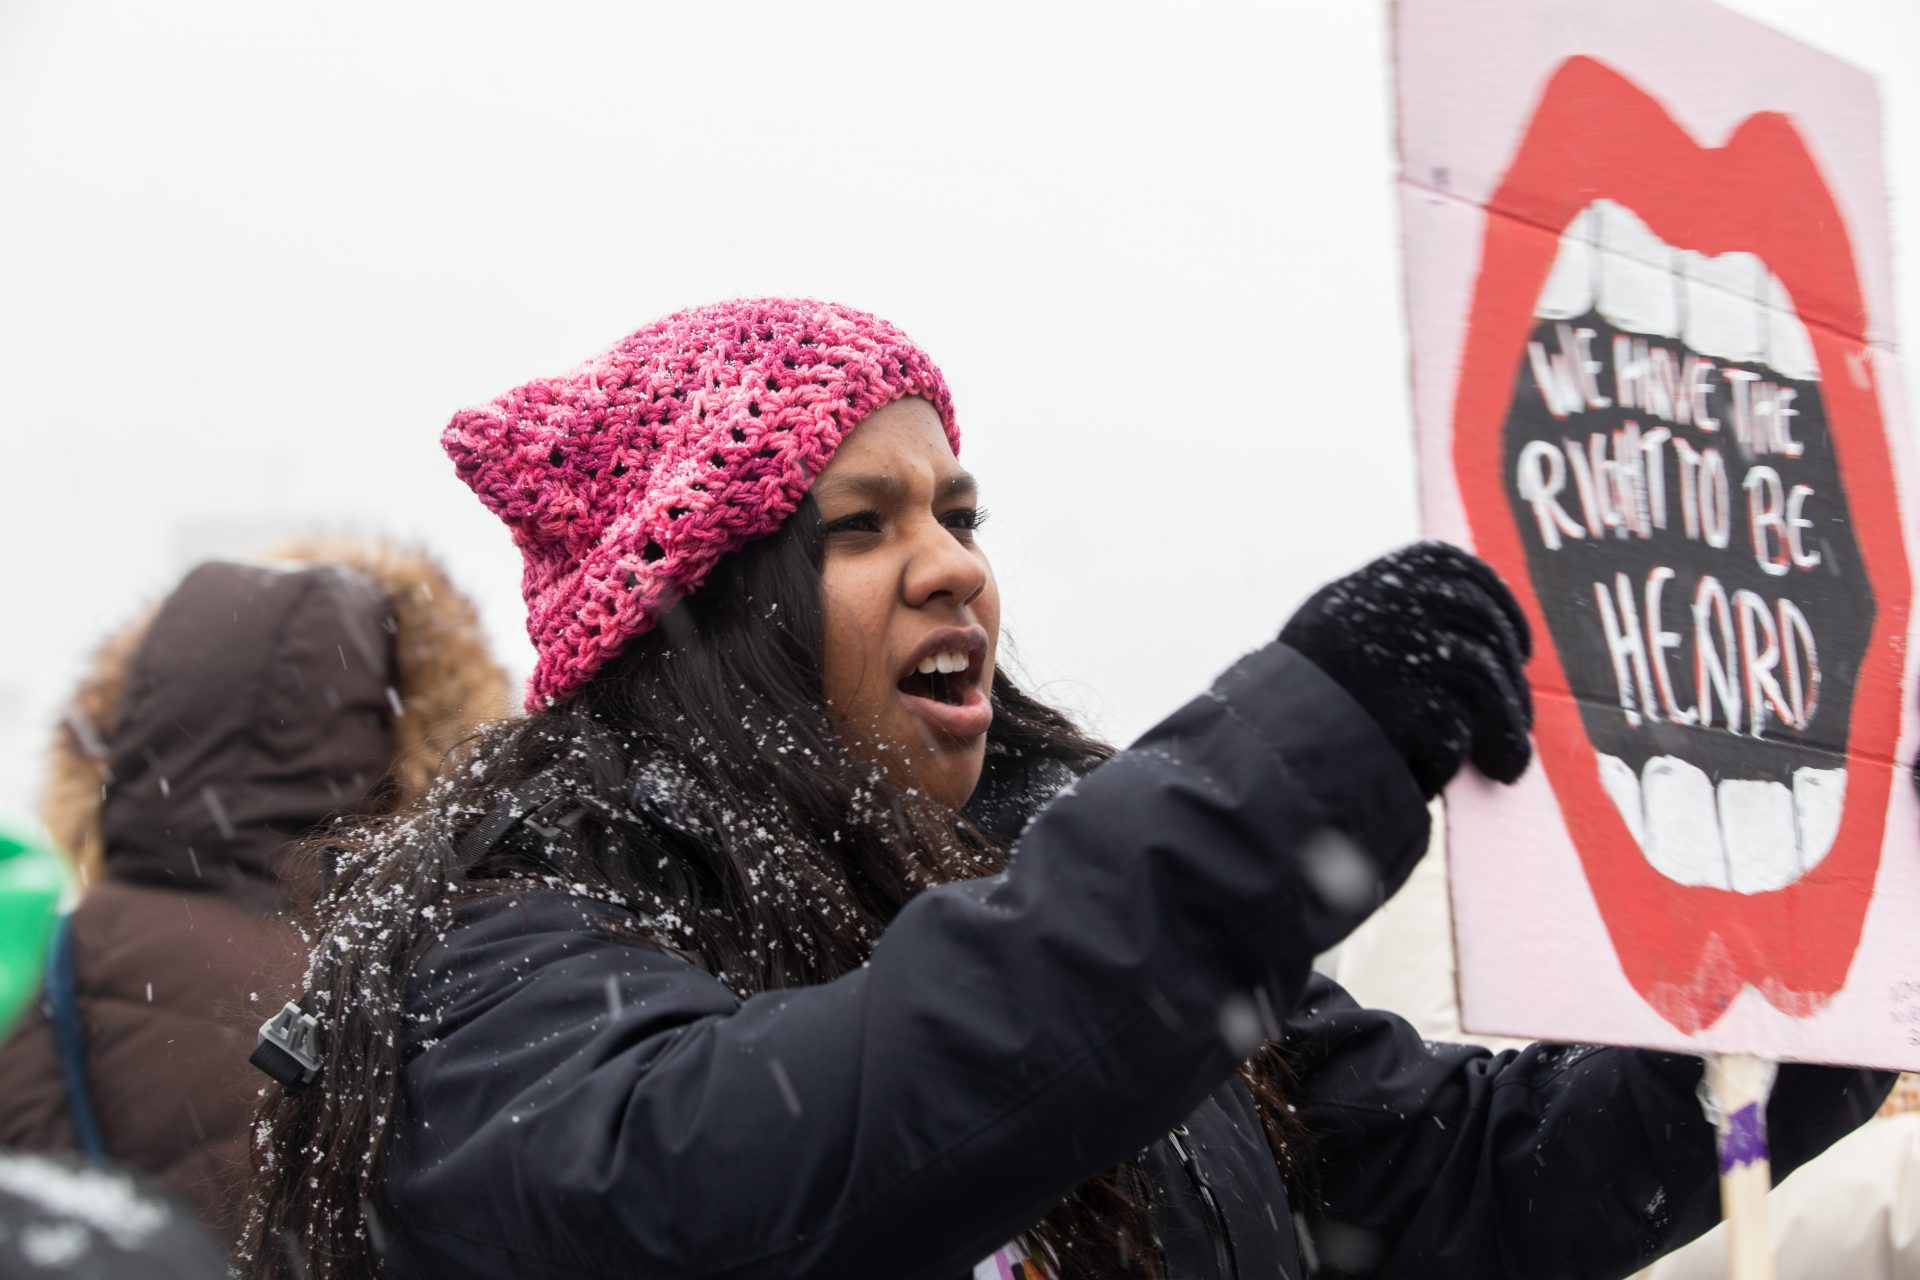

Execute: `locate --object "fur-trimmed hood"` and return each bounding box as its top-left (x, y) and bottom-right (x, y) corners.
top-left (41, 538), bottom-right (512, 889)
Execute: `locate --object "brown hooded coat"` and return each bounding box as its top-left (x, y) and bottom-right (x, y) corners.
top-left (0, 540), bottom-right (508, 1242)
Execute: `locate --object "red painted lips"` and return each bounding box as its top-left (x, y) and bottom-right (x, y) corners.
top-left (1453, 57), bottom-right (1908, 1033)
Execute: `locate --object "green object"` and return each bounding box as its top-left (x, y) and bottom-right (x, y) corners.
top-left (0, 826), bottom-right (70, 1039)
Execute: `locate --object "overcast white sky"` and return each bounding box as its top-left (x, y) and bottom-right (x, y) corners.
top-left (1, 0), bottom-right (1914, 830)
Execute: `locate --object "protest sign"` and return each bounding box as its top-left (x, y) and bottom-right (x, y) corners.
top-left (1398, 0), bottom-right (1919, 1069)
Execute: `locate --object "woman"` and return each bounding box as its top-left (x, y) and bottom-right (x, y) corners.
top-left (243, 299), bottom-right (1888, 1280)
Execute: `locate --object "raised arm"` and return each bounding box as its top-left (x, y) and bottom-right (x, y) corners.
top-left (384, 642), bottom-right (1430, 1280)
top-left (1286, 977), bottom-right (1894, 1279)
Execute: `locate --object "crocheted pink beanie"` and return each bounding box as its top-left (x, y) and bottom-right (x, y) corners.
top-left (444, 298), bottom-right (959, 709)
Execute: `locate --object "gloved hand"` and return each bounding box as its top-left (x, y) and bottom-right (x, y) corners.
top-left (1279, 541), bottom-right (1533, 799)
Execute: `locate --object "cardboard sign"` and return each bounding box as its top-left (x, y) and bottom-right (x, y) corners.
top-left (1398, 0), bottom-right (1920, 1068)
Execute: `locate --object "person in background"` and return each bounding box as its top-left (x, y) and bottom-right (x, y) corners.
top-left (0, 539), bottom-right (509, 1246)
top-left (0, 828), bottom-right (225, 1279)
top-left (0, 1149), bottom-right (229, 1280)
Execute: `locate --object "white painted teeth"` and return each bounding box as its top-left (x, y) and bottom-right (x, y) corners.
top-left (1598, 754), bottom-right (1645, 844)
top-left (1640, 756), bottom-right (1726, 887)
top-left (915, 650), bottom-right (969, 675)
top-left (1678, 247), bottom-right (1769, 366)
top-left (1539, 198), bottom-right (1820, 380)
top-left (1598, 753), bottom-right (1846, 892)
top-left (1534, 204), bottom-right (1597, 320)
top-left (1791, 766), bottom-right (1844, 868)
top-left (1594, 201), bottom-right (1680, 339)
top-left (1765, 273), bottom-right (1821, 382)
top-left (1716, 779), bottom-right (1799, 893)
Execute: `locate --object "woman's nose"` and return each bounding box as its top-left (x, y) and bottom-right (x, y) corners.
top-left (902, 518), bottom-right (987, 609)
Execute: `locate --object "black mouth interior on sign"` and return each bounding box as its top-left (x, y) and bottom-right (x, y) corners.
top-left (1503, 308), bottom-right (1869, 788)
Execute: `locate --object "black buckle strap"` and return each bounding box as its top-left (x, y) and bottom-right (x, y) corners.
top-left (451, 780), bottom-right (624, 869)
top-left (452, 778), bottom-right (558, 868)
top-left (254, 782), bottom-right (623, 1090)
top-left (251, 1001), bottom-right (322, 1090)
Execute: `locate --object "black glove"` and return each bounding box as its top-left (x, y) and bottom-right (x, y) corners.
top-left (1279, 541), bottom-right (1533, 799)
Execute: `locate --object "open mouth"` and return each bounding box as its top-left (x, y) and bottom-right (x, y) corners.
top-left (895, 630), bottom-right (993, 741)
top-left (1451, 56), bottom-right (1910, 1033)
top-left (1520, 197), bottom-right (1867, 896)
top-left (897, 649), bottom-right (981, 706)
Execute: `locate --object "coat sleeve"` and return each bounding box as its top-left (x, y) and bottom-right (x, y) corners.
top-left (381, 642), bottom-right (1433, 1280)
top-left (1638, 1111), bottom-right (1920, 1280)
top-left (1285, 976), bottom-right (1895, 1280)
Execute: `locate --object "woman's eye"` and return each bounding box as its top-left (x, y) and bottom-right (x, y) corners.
top-left (942, 507), bottom-right (987, 534)
top-left (822, 510), bottom-right (881, 536)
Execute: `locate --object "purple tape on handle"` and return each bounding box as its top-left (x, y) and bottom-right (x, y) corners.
top-left (1717, 1102), bottom-right (1769, 1173)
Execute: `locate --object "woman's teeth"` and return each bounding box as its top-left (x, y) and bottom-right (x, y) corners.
top-left (916, 651), bottom-right (970, 675)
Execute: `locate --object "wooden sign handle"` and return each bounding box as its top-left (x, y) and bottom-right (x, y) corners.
top-left (1704, 1054), bottom-right (1778, 1280)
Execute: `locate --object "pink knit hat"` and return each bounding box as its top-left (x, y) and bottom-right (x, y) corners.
top-left (444, 298), bottom-right (959, 709)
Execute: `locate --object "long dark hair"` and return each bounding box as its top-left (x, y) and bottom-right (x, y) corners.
top-left (241, 498), bottom-right (1303, 1279)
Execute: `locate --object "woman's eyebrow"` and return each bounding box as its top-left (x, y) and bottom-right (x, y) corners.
top-left (813, 472), bottom-right (978, 504)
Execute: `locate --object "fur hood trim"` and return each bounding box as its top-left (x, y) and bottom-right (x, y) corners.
top-left (41, 538), bottom-right (512, 886)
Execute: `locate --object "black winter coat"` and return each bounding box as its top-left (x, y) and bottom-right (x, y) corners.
top-left (378, 643), bottom-right (1890, 1279)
